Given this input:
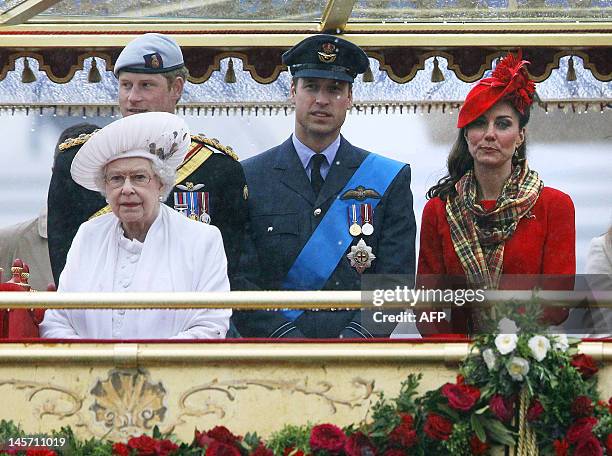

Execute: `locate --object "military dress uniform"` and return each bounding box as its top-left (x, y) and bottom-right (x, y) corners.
top-left (47, 33), bottom-right (248, 286)
top-left (47, 133), bottom-right (247, 285)
top-left (232, 35), bottom-right (417, 339)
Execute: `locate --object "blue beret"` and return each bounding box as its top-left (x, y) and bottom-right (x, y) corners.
top-left (114, 33), bottom-right (184, 76)
top-left (282, 34), bottom-right (369, 83)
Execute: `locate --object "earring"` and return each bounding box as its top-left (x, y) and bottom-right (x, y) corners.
top-left (158, 195), bottom-right (164, 202)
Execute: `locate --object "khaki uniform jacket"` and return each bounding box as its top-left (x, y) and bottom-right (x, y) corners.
top-left (0, 210), bottom-right (54, 291)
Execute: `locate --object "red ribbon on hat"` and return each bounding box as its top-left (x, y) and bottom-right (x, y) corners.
top-left (457, 51), bottom-right (536, 129)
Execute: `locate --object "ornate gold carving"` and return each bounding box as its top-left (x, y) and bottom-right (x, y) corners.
top-left (177, 376), bottom-right (376, 421)
top-left (90, 369), bottom-right (167, 432)
top-left (0, 379), bottom-right (84, 419)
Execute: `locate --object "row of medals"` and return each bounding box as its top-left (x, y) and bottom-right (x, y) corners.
top-left (348, 203), bottom-right (374, 237)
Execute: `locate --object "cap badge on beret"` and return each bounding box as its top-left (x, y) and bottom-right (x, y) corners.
top-left (318, 42), bottom-right (337, 63)
top-left (144, 52), bottom-right (163, 70)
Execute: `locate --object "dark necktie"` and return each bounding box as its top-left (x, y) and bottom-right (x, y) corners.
top-left (310, 154), bottom-right (326, 197)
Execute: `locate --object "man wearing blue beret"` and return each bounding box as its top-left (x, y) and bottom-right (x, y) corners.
top-left (47, 33), bottom-right (248, 288)
top-left (233, 34), bottom-right (416, 338)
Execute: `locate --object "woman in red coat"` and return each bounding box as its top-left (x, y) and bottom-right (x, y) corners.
top-left (417, 53), bottom-right (575, 333)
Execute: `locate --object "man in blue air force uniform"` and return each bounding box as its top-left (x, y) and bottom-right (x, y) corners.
top-left (233, 34), bottom-right (416, 338)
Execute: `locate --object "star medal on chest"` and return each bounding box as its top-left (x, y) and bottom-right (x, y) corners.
top-left (347, 239), bottom-right (376, 274)
top-left (348, 203), bottom-right (362, 236)
top-left (361, 203), bottom-right (374, 236)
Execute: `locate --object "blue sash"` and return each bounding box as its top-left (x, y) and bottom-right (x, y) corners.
top-left (281, 153), bottom-right (405, 320)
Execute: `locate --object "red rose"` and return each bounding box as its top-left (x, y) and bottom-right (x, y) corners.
top-left (608, 397), bottom-right (612, 414)
top-left (382, 450), bottom-right (405, 456)
top-left (441, 382), bottom-right (481, 412)
top-left (112, 443), bottom-right (131, 456)
top-left (571, 354), bottom-right (598, 379)
top-left (566, 417), bottom-right (598, 444)
top-left (489, 395), bottom-right (514, 423)
top-left (310, 424), bottom-right (347, 454)
top-left (283, 448), bottom-right (305, 456)
top-left (553, 439), bottom-right (569, 456)
top-left (573, 435), bottom-right (603, 456)
top-left (527, 399), bottom-right (544, 422)
top-left (424, 413), bottom-right (453, 441)
top-left (155, 440), bottom-right (179, 456)
top-left (344, 432), bottom-right (376, 456)
top-left (389, 420), bottom-right (417, 449)
top-left (126, 435), bottom-right (178, 456)
top-left (398, 413), bottom-right (414, 428)
top-left (206, 441), bottom-right (242, 456)
top-left (606, 434), bottom-right (612, 453)
top-left (207, 426), bottom-right (240, 445)
top-left (251, 443), bottom-right (274, 456)
top-left (571, 396), bottom-right (594, 417)
top-left (456, 374), bottom-right (465, 384)
top-left (127, 436), bottom-right (157, 456)
top-left (25, 450), bottom-right (57, 456)
top-left (469, 435), bottom-right (489, 455)
top-left (195, 430), bottom-right (215, 448)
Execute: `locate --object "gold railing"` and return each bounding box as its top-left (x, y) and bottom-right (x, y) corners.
top-left (0, 290), bottom-right (610, 309)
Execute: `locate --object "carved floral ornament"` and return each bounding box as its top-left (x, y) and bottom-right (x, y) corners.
top-left (0, 47), bottom-right (610, 84)
top-left (0, 368), bottom-right (376, 440)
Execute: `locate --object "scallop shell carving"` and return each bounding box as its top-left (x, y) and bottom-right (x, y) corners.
top-left (90, 369), bottom-right (166, 430)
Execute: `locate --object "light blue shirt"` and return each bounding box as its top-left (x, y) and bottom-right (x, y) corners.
top-left (292, 134), bottom-right (341, 181)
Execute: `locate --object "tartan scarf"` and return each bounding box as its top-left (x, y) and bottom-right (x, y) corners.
top-left (445, 164), bottom-right (543, 288)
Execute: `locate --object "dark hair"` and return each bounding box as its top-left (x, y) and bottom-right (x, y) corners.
top-left (54, 122), bottom-right (100, 162)
top-left (426, 103), bottom-right (531, 201)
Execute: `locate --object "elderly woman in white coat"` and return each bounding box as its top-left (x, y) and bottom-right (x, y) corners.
top-left (40, 112), bottom-right (231, 339)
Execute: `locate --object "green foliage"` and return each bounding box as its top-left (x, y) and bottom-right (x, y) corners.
top-left (442, 422), bottom-right (472, 456)
top-left (367, 391), bottom-right (401, 447)
top-left (0, 419), bottom-right (26, 442)
top-left (393, 373), bottom-right (421, 414)
top-left (266, 424), bottom-right (312, 456)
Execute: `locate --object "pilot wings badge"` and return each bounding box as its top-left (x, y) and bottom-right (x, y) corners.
top-left (173, 182), bottom-right (211, 223)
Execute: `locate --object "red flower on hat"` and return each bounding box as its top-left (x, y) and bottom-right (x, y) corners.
top-left (490, 52), bottom-right (536, 115)
top-left (457, 50), bottom-right (536, 128)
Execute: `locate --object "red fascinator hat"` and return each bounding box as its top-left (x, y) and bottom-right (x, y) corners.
top-left (457, 51), bottom-right (536, 129)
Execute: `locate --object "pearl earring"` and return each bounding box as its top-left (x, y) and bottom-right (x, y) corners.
top-left (158, 195), bottom-right (164, 202)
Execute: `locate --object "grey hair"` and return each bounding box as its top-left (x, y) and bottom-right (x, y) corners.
top-left (95, 158), bottom-right (176, 200)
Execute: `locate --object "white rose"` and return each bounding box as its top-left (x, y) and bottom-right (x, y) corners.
top-left (497, 318), bottom-right (519, 334)
top-left (495, 333), bottom-right (518, 355)
top-left (483, 348), bottom-right (497, 370)
top-left (552, 334), bottom-right (569, 352)
top-left (507, 357), bottom-right (530, 381)
top-left (528, 335), bottom-right (551, 362)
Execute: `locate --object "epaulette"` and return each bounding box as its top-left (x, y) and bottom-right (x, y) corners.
top-left (58, 131), bottom-right (99, 152)
top-left (191, 134), bottom-right (239, 161)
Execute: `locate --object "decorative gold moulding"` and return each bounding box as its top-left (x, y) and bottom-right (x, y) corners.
top-left (0, 341), bottom-right (611, 441)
